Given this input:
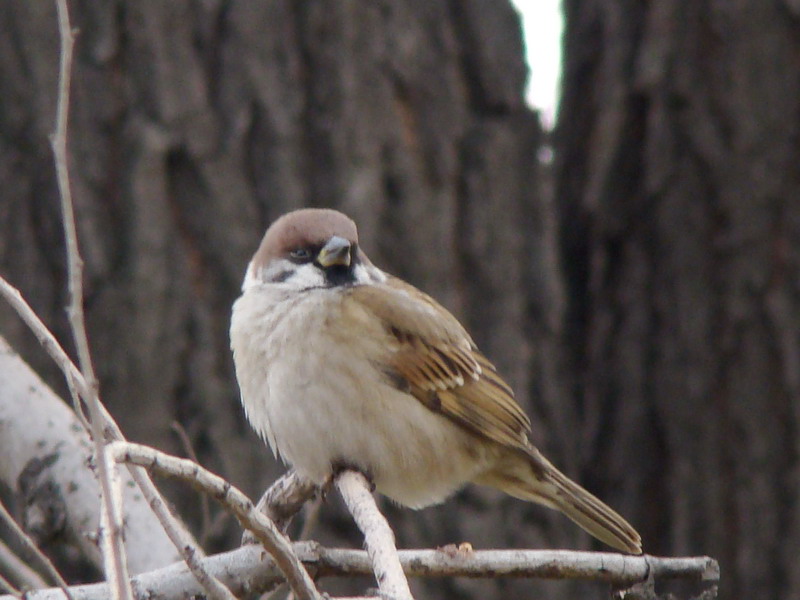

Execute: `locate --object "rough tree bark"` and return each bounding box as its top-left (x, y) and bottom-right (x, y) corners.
top-left (0, 2), bottom-right (582, 599)
top-left (557, 1), bottom-right (800, 599)
top-left (14, 0), bottom-right (792, 598)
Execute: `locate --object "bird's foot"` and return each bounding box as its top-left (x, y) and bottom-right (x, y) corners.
top-left (330, 462), bottom-right (376, 492)
top-left (437, 542), bottom-right (474, 558)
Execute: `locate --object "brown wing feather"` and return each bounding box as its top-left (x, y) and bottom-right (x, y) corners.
top-left (346, 278), bottom-right (531, 450)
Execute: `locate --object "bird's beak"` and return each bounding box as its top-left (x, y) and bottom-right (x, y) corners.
top-left (317, 236), bottom-right (352, 268)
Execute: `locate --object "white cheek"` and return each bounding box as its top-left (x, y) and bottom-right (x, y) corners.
top-left (355, 264), bottom-right (386, 284)
top-left (242, 262), bottom-right (260, 291)
top-left (288, 263), bottom-right (328, 288)
top-left (243, 259), bottom-right (327, 291)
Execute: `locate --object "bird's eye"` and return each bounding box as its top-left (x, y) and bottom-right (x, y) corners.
top-left (289, 248), bottom-right (312, 262)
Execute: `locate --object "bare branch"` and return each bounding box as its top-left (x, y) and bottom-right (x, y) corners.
top-left (170, 421), bottom-right (213, 541)
top-left (117, 462), bottom-right (238, 600)
top-left (8, 545), bottom-right (281, 600)
top-left (0, 539), bottom-right (47, 592)
top-left (0, 574), bottom-right (21, 598)
top-left (2, 543), bottom-right (719, 600)
top-left (0, 279), bottom-right (229, 596)
top-left (297, 497), bottom-right (323, 542)
top-left (0, 500), bottom-right (72, 598)
top-left (0, 279), bottom-right (86, 399)
top-left (108, 442), bottom-right (323, 600)
top-left (335, 471), bottom-right (413, 600)
top-left (244, 470), bottom-right (318, 544)
top-left (51, 0), bottom-right (91, 393)
top-left (48, 1), bottom-right (131, 597)
top-left (0, 335), bottom-right (183, 574)
top-left (385, 549), bottom-right (718, 583)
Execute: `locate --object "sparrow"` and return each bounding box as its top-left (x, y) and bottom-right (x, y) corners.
top-left (230, 208), bottom-right (642, 554)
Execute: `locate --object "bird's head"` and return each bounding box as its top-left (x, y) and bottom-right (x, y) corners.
top-left (243, 208), bottom-right (383, 291)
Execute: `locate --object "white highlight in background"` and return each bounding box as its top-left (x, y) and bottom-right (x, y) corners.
top-left (511, 0), bottom-right (563, 129)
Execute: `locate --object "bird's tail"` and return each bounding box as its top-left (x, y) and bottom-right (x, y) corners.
top-left (479, 447), bottom-right (643, 555)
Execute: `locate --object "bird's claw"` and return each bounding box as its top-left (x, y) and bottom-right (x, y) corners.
top-left (437, 541), bottom-right (474, 558)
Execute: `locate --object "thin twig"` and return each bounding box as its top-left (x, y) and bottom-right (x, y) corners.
top-left (0, 276), bottom-right (232, 598)
top-left (271, 498), bottom-right (325, 600)
top-left (47, 5), bottom-right (230, 595)
top-left (297, 497), bottom-right (323, 543)
top-left (49, 2), bottom-right (132, 598)
top-left (0, 574), bottom-right (21, 598)
top-left (203, 508), bottom-right (233, 546)
top-left (0, 498), bottom-right (73, 599)
top-left (335, 471), bottom-right (413, 600)
top-left (170, 421), bottom-right (212, 541)
top-left (65, 374), bottom-right (90, 431)
top-left (122, 466), bottom-right (236, 600)
top-left (0, 278), bottom-right (85, 399)
top-left (245, 470), bottom-right (318, 544)
top-left (0, 539), bottom-right (48, 590)
top-left (109, 442), bottom-right (323, 600)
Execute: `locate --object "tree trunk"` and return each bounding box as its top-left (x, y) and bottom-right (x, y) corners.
top-left (557, 1), bottom-right (800, 598)
top-left (0, 2), bottom-right (584, 598)
top-left (0, 336), bottom-right (183, 577)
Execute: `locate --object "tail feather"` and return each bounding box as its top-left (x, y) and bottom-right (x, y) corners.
top-left (479, 447), bottom-right (643, 554)
top-left (545, 465), bottom-right (642, 554)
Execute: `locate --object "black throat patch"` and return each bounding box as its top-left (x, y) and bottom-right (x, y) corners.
top-left (323, 264), bottom-right (357, 287)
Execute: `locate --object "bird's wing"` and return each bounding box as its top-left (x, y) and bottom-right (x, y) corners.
top-left (344, 278), bottom-right (531, 450)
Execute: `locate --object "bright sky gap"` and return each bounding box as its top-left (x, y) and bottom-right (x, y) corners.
top-left (510, 0), bottom-right (563, 128)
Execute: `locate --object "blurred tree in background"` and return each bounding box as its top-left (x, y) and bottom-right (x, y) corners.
top-left (557, 2), bottom-right (800, 598)
top-left (1, 1), bottom-right (797, 598)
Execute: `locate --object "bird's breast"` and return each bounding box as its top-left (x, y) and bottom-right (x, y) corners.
top-left (230, 286), bottom-right (493, 508)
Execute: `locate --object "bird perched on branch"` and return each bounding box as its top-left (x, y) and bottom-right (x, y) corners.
top-left (230, 208), bottom-right (642, 554)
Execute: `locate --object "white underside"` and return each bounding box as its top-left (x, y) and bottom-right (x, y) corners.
top-left (230, 281), bottom-right (494, 508)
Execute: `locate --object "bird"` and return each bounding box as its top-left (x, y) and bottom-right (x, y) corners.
top-left (230, 208), bottom-right (642, 554)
